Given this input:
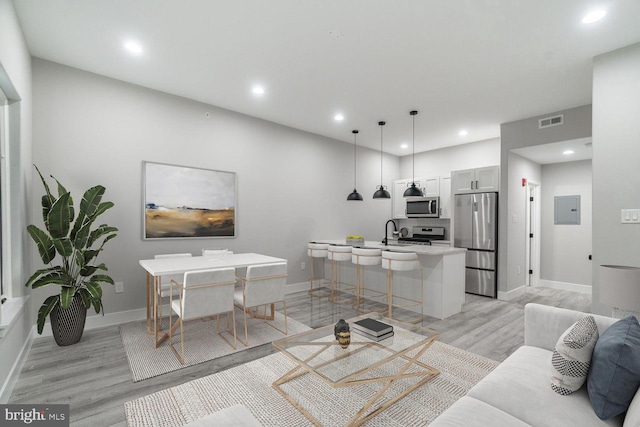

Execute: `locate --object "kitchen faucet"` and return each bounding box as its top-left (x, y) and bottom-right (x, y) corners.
top-left (382, 219), bottom-right (398, 245)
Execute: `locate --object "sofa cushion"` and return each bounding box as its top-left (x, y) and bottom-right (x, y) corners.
top-left (623, 386), bottom-right (640, 427)
top-left (587, 316), bottom-right (640, 420)
top-left (467, 345), bottom-right (623, 427)
top-left (551, 315), bottom-right (599, 395)
top-left (430, 396), bottom-right (531, 427)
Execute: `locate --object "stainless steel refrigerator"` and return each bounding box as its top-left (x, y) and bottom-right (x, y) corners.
top-left (454, 192), bottom-right (498, 298)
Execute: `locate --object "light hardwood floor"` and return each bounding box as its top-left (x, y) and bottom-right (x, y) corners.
top-left (9, 285), bottom-right (591, 426)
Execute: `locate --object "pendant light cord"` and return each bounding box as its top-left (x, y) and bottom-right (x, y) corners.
top-left (412, 113), bottom-right (415, 182)
top-left (353, 130), bottom-right (358, 189)
top-left (379, 122), bottom-right (384, 187)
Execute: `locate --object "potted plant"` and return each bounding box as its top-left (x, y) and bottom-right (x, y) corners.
top-left (25, 165), bottom-right (118, 345)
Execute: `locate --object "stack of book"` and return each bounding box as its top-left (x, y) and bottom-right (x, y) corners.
top-left (351, 318), bottom-right (394, 342)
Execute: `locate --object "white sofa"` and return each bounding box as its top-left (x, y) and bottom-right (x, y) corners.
top-left (431, 303), bottom-right (640, 427)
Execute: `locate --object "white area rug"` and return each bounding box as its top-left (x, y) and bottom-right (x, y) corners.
top-left (119, 307), bottom-right (310, 382)
top-left (125, 341), bottom-right (499, 426)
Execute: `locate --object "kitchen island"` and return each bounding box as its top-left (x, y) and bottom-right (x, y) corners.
top-left (312, 240), bottom-right (466, 319)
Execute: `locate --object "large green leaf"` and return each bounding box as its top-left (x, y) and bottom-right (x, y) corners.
top-left (40, 194), bottom-right (54, 225)
top-left (34, 165), bottom-right (53, 201)
top-left (27, 225), bottom-right (56, 264)
top-left (60, 286), bottom-right (75, 309)
top-left (82, 249), bottom-right (100, 265)
top-left (25, 268), bottom-right (53, 288)
top-left (80, 185), bottom-right (105, 218)
top-left (89, 201), bottom-right (114, 221)
top-left (47, 192), bottom-right (72, 239)
top-left (84, 281), bottom-right (103, 301)
top-left (29, 270), bottom-right (71, 289)
top-left (73, 222), bottom-right (92, 250)
top-left (78, 288), bottom-right (92, 309)
top-left (52, 237), bottom-right (73, 257)
top-left (37, 295), bottom-right (59, 335)
top-left (52, 176), bottom-right (75, 223)
top-left (90, 274), bottom-right (114, 285)
top-left (80, 265), bottom-right (98, 277)
top-left (88, 225), bottom-right (118, 247)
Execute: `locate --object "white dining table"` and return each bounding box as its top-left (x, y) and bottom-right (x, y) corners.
top-left (139, 252), bottom-right (287, 348)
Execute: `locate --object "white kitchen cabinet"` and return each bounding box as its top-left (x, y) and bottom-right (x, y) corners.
top-left (452, 166), bottom-right (499, 194)
top-left (392, 179), bottom-right (409, 219)
top-left (439, 175), bottom-right (452, 218)
top-left (419, 176), bottom-right (440, 197)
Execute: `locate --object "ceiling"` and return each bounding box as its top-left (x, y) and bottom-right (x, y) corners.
top-left (13, 0), bottom-right (640, 156)
top-left (511, 137), bottom-right (592, 165)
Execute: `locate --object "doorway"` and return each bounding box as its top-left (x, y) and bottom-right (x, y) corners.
top-left (525, 181), bottom-right (540, 287)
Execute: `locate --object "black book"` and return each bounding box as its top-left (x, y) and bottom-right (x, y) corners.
top-left (351, 318), bottom-right (393, 336)
top-left (353, 329), bottom-right (395, 342)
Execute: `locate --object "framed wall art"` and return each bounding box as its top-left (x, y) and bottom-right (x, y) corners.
top-left (143, 161), bottom-right (236, 239)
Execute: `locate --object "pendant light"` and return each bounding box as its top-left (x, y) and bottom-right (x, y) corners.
top-left (403, 110), bottom-right (424, 197)
top-left (347, 130), bottom-right (363, 201)
top-left (373, 121), bottom-right (390, 199)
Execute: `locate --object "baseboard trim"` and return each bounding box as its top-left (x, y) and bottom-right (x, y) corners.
top-left (0, 326), bottom-right (35, 403)
top-left (536, 279), bottom-right (591, 295)
top-left (36, 281), bottom-right (314, 336)
top-left (498, 285), bottom-right (525, 301)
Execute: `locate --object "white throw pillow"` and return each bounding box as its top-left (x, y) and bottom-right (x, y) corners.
top-left (550, 315), bottom-right (599, 395)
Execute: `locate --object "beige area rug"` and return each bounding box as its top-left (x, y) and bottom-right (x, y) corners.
top-left (125, 341), bottom-right (499, 426)
top-left (119, 307), bottom-right (310, 382)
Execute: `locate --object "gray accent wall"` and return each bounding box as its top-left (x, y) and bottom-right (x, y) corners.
top-left (592, 42), bottom-right (640, 315)
top-left (30, 59), bottom-right (399, 316)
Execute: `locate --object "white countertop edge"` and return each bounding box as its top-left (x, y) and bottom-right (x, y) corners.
top-left (311, 240), bottom-right (466, 255)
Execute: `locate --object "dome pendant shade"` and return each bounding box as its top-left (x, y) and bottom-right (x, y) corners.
top-left (347, 189), bottom-right (364, 201)
top-left (347, 129), bottom-right (363, 201)
top-left (373, 120), bottom-right (390, 199)
top-left (373, 186), bottom-right (391, 199)
top-left (403, 182), bottom-right (423, 197)
top-left (404, 110), bottom-right (424, 197)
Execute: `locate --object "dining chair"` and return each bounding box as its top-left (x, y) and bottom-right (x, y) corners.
top-left (169, 267), bottom-right (237, 365)
top-left (234, 262), bottom-right (288, 346)
top-left (154, 253), bottom-right (192, 325)
top-left (202, 248), bottom-right (233, 258)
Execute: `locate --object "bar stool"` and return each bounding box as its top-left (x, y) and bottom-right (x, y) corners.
top-left (381, 251), bottom-right (423, 323)
top-left (351, 247), bottom-right (386, 313)
top-left (307, 242), bottom-right (330, 296)
top-left (328, 244), bottom-right (354, 304)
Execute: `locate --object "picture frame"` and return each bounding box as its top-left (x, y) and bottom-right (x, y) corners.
top-left (143, 161), bottom-right (236, 239)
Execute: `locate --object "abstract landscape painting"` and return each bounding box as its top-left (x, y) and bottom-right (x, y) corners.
top-left (143, 162), bottom-right (236, 239)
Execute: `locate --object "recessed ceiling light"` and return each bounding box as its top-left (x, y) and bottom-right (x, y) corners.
top-left (334, 114), bottom-right (344, 121)
top-left (563, 150), bottom-right (575, 155)
top-left (124, 40), bottom-right (143, 55)
top-left (252, 86), bottom-right (265, 95)
top-left (401, 143), bottom-right (409, 149)
top-left (582, 10), bottom-right (607, 24)
top-left (459, 130), bottom-right (468, 136)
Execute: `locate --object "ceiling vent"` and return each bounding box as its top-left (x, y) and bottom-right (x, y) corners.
top-left (538, 114), bottom-right (564, 129)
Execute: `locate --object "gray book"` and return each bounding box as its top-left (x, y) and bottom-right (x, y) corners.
top-left (351, 318), bottom-right (393, 336)
top-left (353, 329), bottom-right (395, 342)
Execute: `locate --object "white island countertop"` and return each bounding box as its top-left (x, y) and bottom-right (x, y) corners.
top-left (312, 239), bottom-right (466, 256)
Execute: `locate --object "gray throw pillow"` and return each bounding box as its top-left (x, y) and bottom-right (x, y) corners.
top-left (587, 316), bottom-right (640, 419)
top-left (551, 315), bottom-right (599, 395)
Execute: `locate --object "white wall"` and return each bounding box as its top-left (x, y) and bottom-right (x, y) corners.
top-left (0, 0), bottom-right (33, 402)
top-left (30, 59), bottom-right (399, 316)
top-left (540, 160), bottom-right (592, 287)
top-left (500, 105), bottom-right (591, 294)
top-left (506, 152), bottom-right (541, 294)
top-left (399, 137), bottom-right (500, 178)
top-left (592, 42), bottom-right (640, 315)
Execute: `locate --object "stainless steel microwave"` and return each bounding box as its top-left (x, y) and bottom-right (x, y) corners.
top-left (406, 197), bottom-right (440, 218)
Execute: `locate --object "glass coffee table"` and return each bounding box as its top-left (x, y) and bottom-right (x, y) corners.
top-left (272, 313), bottom-right (440, 426)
